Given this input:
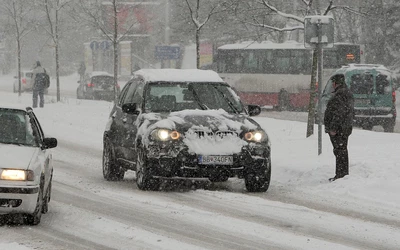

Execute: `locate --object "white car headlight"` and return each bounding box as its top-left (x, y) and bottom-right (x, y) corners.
top-left (151, 129), bottom-right (181, 141)
top-left (244, 131), bottom-right (264, 142)
top-left (0, 169), bottom-right (34, 181)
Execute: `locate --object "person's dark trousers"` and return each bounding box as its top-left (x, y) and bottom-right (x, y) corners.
top-left (32, 89), bottom-right (45, 108)
top-left (329, 133), bottom-right (350, 178)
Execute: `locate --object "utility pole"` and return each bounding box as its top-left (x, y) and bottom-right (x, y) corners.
top-left (165, 0), bottom-right (170, 45)
top-left (315, 0), bottom-right (323, 155)
top-left (317, 20), bottom-right (323, 155)
top-left (163, 0), bottom-right (170, 68)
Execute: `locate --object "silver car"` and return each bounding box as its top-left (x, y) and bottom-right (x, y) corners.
top-left (13, 71), bottom-right (33, 93)
top-left (0, 105), bottom-right (57, 225)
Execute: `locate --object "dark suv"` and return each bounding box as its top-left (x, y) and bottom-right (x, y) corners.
top-left (77, 72), bottom-right (120, 101)
top-left (102, 69), bottom-right (271, 192)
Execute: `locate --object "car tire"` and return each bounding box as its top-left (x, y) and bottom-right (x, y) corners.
top-left (26, 183), bottom-right (43, 225)
top-left (383, 121), bottom-right (395, 133)
top-left (136, 147), bottom-right (160, 191)
top-left (103, 138), bottom-right (124, 181)
top-left (361, 123), bottom-right (373, 130)
top-left (245, 166), bottom-right (271, 192)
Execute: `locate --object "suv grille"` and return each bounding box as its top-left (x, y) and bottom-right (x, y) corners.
top-left (193, 131), bottom-right (238, 138)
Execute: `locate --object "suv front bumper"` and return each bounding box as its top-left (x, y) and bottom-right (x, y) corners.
top-left (146, 145), bottom-right (270, 179)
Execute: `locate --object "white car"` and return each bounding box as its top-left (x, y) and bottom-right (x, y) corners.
top-left (0, 105), bottom-right (57, 225)
top-left (13, 71), bottom-right (34, 93)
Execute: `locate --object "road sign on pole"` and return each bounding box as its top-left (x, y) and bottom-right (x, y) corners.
top-left (90, 41), bottom-right (99, 50)
top-left (304, 15), bottom-right (335, 155)
top-left (155, 45), bottom-right (180, 60)
top-left (100, 40), bottom-right (111, 50)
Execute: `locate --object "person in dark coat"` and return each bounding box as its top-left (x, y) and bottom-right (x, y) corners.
top-left (78, 61), bottom-right (86, 83)
top-left (324, 74), bottom-right (354, 182)
top-left (31, 61), bottom-right (47, 108)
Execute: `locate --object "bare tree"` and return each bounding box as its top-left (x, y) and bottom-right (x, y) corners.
top-left (0, 0), bottom-right (36, 97)
top-left (184, 0), bottom-right (227, 69)
top-left (77, 0), bottom-right (144, 102)
top-left (40, 0), bottom-right (71, 102)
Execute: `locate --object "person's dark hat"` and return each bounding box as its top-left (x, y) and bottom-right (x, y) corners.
top-left (331, 74), bottom-right (345, 85)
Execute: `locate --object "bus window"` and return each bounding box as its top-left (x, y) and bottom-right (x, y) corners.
top-left (260, 50), bottom-right (274, 73)
top-left (275, 50), bottom-right (291, 74)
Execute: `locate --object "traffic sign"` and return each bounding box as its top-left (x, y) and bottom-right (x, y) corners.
top-left (90, 41), bottom-right (99, 50)
top-left (155, 45), bottom-right (180, 60)
top-left (100, 40), bottom-right (111, 50)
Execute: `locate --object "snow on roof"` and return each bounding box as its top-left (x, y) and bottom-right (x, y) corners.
top-left (337, 64), bottom-right (393, 76)
top-left (0, 103), bottom-right (30, 112)
top-left (218, 41), bottom-right (359, 50)
top-left (134, 69), bottom-right (224, 83)
top-left (218, 41), bottom-right (306, 50)
top-left (341, 64), bottom-right (390, 72)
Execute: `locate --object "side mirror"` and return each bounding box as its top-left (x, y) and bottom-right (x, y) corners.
top-left (247, 104), bottom-right (261, 116)
top-left (122, 103), bottom-right (140, 115)
top-left (43, 137), bottom-right (58, 149)
top-left (14, 76), bottom-right (18, 79)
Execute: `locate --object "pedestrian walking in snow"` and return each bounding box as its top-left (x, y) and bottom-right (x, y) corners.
top-left (31, 61), bottom-right (48, 108)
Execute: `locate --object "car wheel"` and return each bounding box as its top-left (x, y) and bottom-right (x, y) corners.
top-left (245, 166), bottom-right (271, 192)
top-left (136, 147), bottom-right (160, 191)
top-left (42, 180), bottom-right (52, 214)
top-left (26, 183), bottom-right (43, 225)
top-left (383, 122), bottom-right (395, 133)
top-left (361, 123), bottom-right (373, 130)
top-left (102, 138), bottom-right (124, 181)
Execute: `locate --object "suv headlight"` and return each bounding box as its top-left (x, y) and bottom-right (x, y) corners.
top-left (244, 131), bottom-right (265, 142)
top-left (151, 129), bottom-right (181, 141)
top-left (0, 169), bottom-right (34, 181)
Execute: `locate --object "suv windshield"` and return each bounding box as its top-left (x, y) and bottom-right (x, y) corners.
top-left (144, 82), bottom-right (244, 113)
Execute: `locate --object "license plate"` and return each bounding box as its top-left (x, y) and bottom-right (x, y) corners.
top-left (198, 155), bottom-right (233, 165)
top-left (355, 99), bottom-right (370, 105)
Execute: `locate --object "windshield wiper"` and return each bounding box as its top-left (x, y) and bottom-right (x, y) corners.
top-left (212, 86), bottom-right (240, 114)
top-left (189, 84), bottom-right (209, 110)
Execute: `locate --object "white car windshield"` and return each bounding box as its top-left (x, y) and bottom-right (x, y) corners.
top-left (0, 110), bottom-right (38, 146)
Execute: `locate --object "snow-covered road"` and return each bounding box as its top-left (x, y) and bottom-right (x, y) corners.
top-left (2, 138), bottom-right (399, 250)
top-left (1, 75), bottom-right (400, 250)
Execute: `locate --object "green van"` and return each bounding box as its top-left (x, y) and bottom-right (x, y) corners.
top-left (320, 64), bottom-right (397, 132)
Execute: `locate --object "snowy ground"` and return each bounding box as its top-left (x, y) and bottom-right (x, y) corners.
top-left (0, 74), bottom-right (400, 250)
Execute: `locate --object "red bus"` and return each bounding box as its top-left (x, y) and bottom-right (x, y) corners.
top-left (216, 41), bottom-right (365, 110)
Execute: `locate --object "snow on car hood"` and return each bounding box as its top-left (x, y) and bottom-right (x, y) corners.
top-left (138, 109), bottom-right (261, 155)
top-left (0, 144), bottom-right (37, 170)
